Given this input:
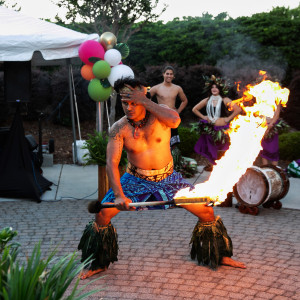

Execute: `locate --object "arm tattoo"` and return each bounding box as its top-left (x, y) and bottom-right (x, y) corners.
top-left (109, 122), bottom-right (123, 140)
top-left (109, 121), bottom-right (124, 160)
top-left (117, 137), bottom-right (123, 159)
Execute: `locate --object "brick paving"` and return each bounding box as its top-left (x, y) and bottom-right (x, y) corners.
top-left (0, 200), bottom-right (299, 300)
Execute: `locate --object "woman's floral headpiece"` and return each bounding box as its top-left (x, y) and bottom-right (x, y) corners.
top-left (203, 75), bottom-right (230, 95)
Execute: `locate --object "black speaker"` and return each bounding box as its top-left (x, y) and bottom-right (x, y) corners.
top-left (4, 61), bottom-right (31, 102)
top-left (48, 138), bottom-right (55, 153)
top-left (0, 127), bottom-right (10, 152)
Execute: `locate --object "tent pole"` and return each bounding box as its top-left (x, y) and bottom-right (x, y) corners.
top-left (96, 102), bottom-right (103, 132)
top-left (68, 59), bottom-right (77, 164)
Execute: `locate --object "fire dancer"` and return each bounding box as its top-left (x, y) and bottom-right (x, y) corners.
top-left (192, 76), bottom-right (241, 171)
top-left (260, 103), bottom-right (282, 166)
top-left (78, 77), bottom-right (245, 280)
top-left (149, 65), bottom-right (188, 148)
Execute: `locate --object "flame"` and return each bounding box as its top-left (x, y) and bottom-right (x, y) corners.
top-left (235, 81), bottom-right (241, 92)
top-left (175, 71), bottom-right (290, 204)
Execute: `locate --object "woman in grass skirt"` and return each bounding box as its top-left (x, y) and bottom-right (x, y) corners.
top-left (192, 75), bottom-right (241, 171)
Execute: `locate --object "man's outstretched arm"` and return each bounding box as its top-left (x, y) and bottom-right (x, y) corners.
top-left (106, 120), bottom-right (134, 210)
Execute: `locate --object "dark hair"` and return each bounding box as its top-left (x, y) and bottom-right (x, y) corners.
top-left (162, 65), bottom-right (175, 74)
top-left (114, 77), bottom-right (147, 93)
top-left (207, 83), bottom-right (225, 98)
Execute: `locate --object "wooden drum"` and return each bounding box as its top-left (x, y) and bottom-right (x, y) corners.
top-left (233, 165), bottom-right (289, 207)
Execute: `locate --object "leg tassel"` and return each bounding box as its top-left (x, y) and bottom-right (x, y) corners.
top-left (190, 216), bottom-right (233, 269)
top-left (78, 221), bottom-right (118, 270)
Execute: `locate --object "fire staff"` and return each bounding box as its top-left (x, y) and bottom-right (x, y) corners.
top-left (78, 77), bottom-right (246, 280)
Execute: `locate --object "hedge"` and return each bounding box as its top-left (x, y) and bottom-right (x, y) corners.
top-left (177, 126), bottom-right (199, 157)
top-left (279, 131), bottom-right (300, 161)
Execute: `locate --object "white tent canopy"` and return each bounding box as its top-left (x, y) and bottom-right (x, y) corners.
top-left (0, 6), bottom-right (99, 63)
top-left (0, 6), bottom-right (100, 163)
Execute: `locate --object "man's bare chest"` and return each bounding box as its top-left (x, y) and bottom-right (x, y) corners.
top-left (123, 125), bottom-right (167, 152)
top-left (157, 89), bottom-right (178, 100)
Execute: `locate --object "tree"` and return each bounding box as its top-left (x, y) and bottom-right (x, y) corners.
top-left (126, 6), bottom-right (299, 87)
top-left (0, 0), bottom-right (20, 10)
top-left (53, 0), bottom-right (167, 126)
top-left (282, 71), bottom-right (300, 130)
top-left (237, 5), bottom-right (300, 76)
top-left (53, 0), bottom-right (167, 42)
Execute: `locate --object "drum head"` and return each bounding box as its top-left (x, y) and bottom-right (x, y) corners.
top-left (234, 168), bottom-right (269, 207)
top-left (261, 165), bottom-right (290, 201)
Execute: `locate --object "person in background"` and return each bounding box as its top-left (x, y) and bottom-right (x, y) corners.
top-left (150, 66), bottom-right (188, 149)
top-left (192, 75), bottom-right (241, 171)
top-left (260, 103), bottom-right (282, 166)
top-left (78, 77), bottom-right (246, 280)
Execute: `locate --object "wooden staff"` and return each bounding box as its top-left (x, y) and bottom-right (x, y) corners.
top-left (88, 197), bottom-right (214, 213)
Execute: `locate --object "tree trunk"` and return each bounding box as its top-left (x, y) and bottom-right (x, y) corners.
top-left (98, 165), bottom-right (127, 201)
top-left (98, 165), bottom-right (109, 201)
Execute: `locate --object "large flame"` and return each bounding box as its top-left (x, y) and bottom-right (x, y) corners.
top-left (175, 72), bottom-right (290, 204)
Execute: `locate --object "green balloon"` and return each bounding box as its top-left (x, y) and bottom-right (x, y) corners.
top-left (92, 60), bottom-right (111, 79)
top-left (88, 79), bottom-right (112, 102)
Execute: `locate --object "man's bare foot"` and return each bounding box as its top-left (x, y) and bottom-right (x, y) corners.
top-left (80, 267), bottom-right (107, 280)
top-left (221, 257), bottom-right (246, 269)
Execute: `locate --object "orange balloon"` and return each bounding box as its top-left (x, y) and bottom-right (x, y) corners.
top-left (81, 64), bottom-right (95, 81)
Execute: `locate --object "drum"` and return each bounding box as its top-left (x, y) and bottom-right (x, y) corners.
top-left (233, 165), bottom-right (289, 207)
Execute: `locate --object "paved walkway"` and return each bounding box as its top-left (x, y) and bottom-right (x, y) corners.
top-left (0, 165), bottom-right (299, 299)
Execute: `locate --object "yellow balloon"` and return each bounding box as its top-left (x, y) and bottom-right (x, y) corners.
top-left (100, 32), bottom-right (117, 50)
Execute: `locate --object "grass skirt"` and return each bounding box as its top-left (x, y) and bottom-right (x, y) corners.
top-left (78, 221), bottom-right (118, 270)
top-left (194, 120), bottom-right (230, 165)
top-left (190, 216), bottom-right (233, 269)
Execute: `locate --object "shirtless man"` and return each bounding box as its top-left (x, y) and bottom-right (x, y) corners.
top-left (78, 77), bottom-right (246, 279)
top-left (150, 66), bottom-right (188, 147)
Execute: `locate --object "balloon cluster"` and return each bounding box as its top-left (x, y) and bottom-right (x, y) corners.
top-left (79, 32), bottom-right (134, 102)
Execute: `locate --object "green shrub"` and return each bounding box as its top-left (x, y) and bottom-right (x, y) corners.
top-left (0, 227), bottom-right (102, 300)
top-left (0, 227), bottom-right (18, 253)
top-left (171, 147), bottom-right (198, 178)
top-left (177, 126), bottom-right (199, 157)
top-left (279, 131), bottom-right (300, 161)
top-left (82, 131), bottom-right (127, 166)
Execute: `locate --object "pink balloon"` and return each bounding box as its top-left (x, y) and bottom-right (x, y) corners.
top-left (78, 40), bottom-right (105, 65)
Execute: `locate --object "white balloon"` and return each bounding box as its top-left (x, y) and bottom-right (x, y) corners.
top-left (104, 49), bottom-right (122, 67)
top-left (108, 64), bottom-right (135, 87)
